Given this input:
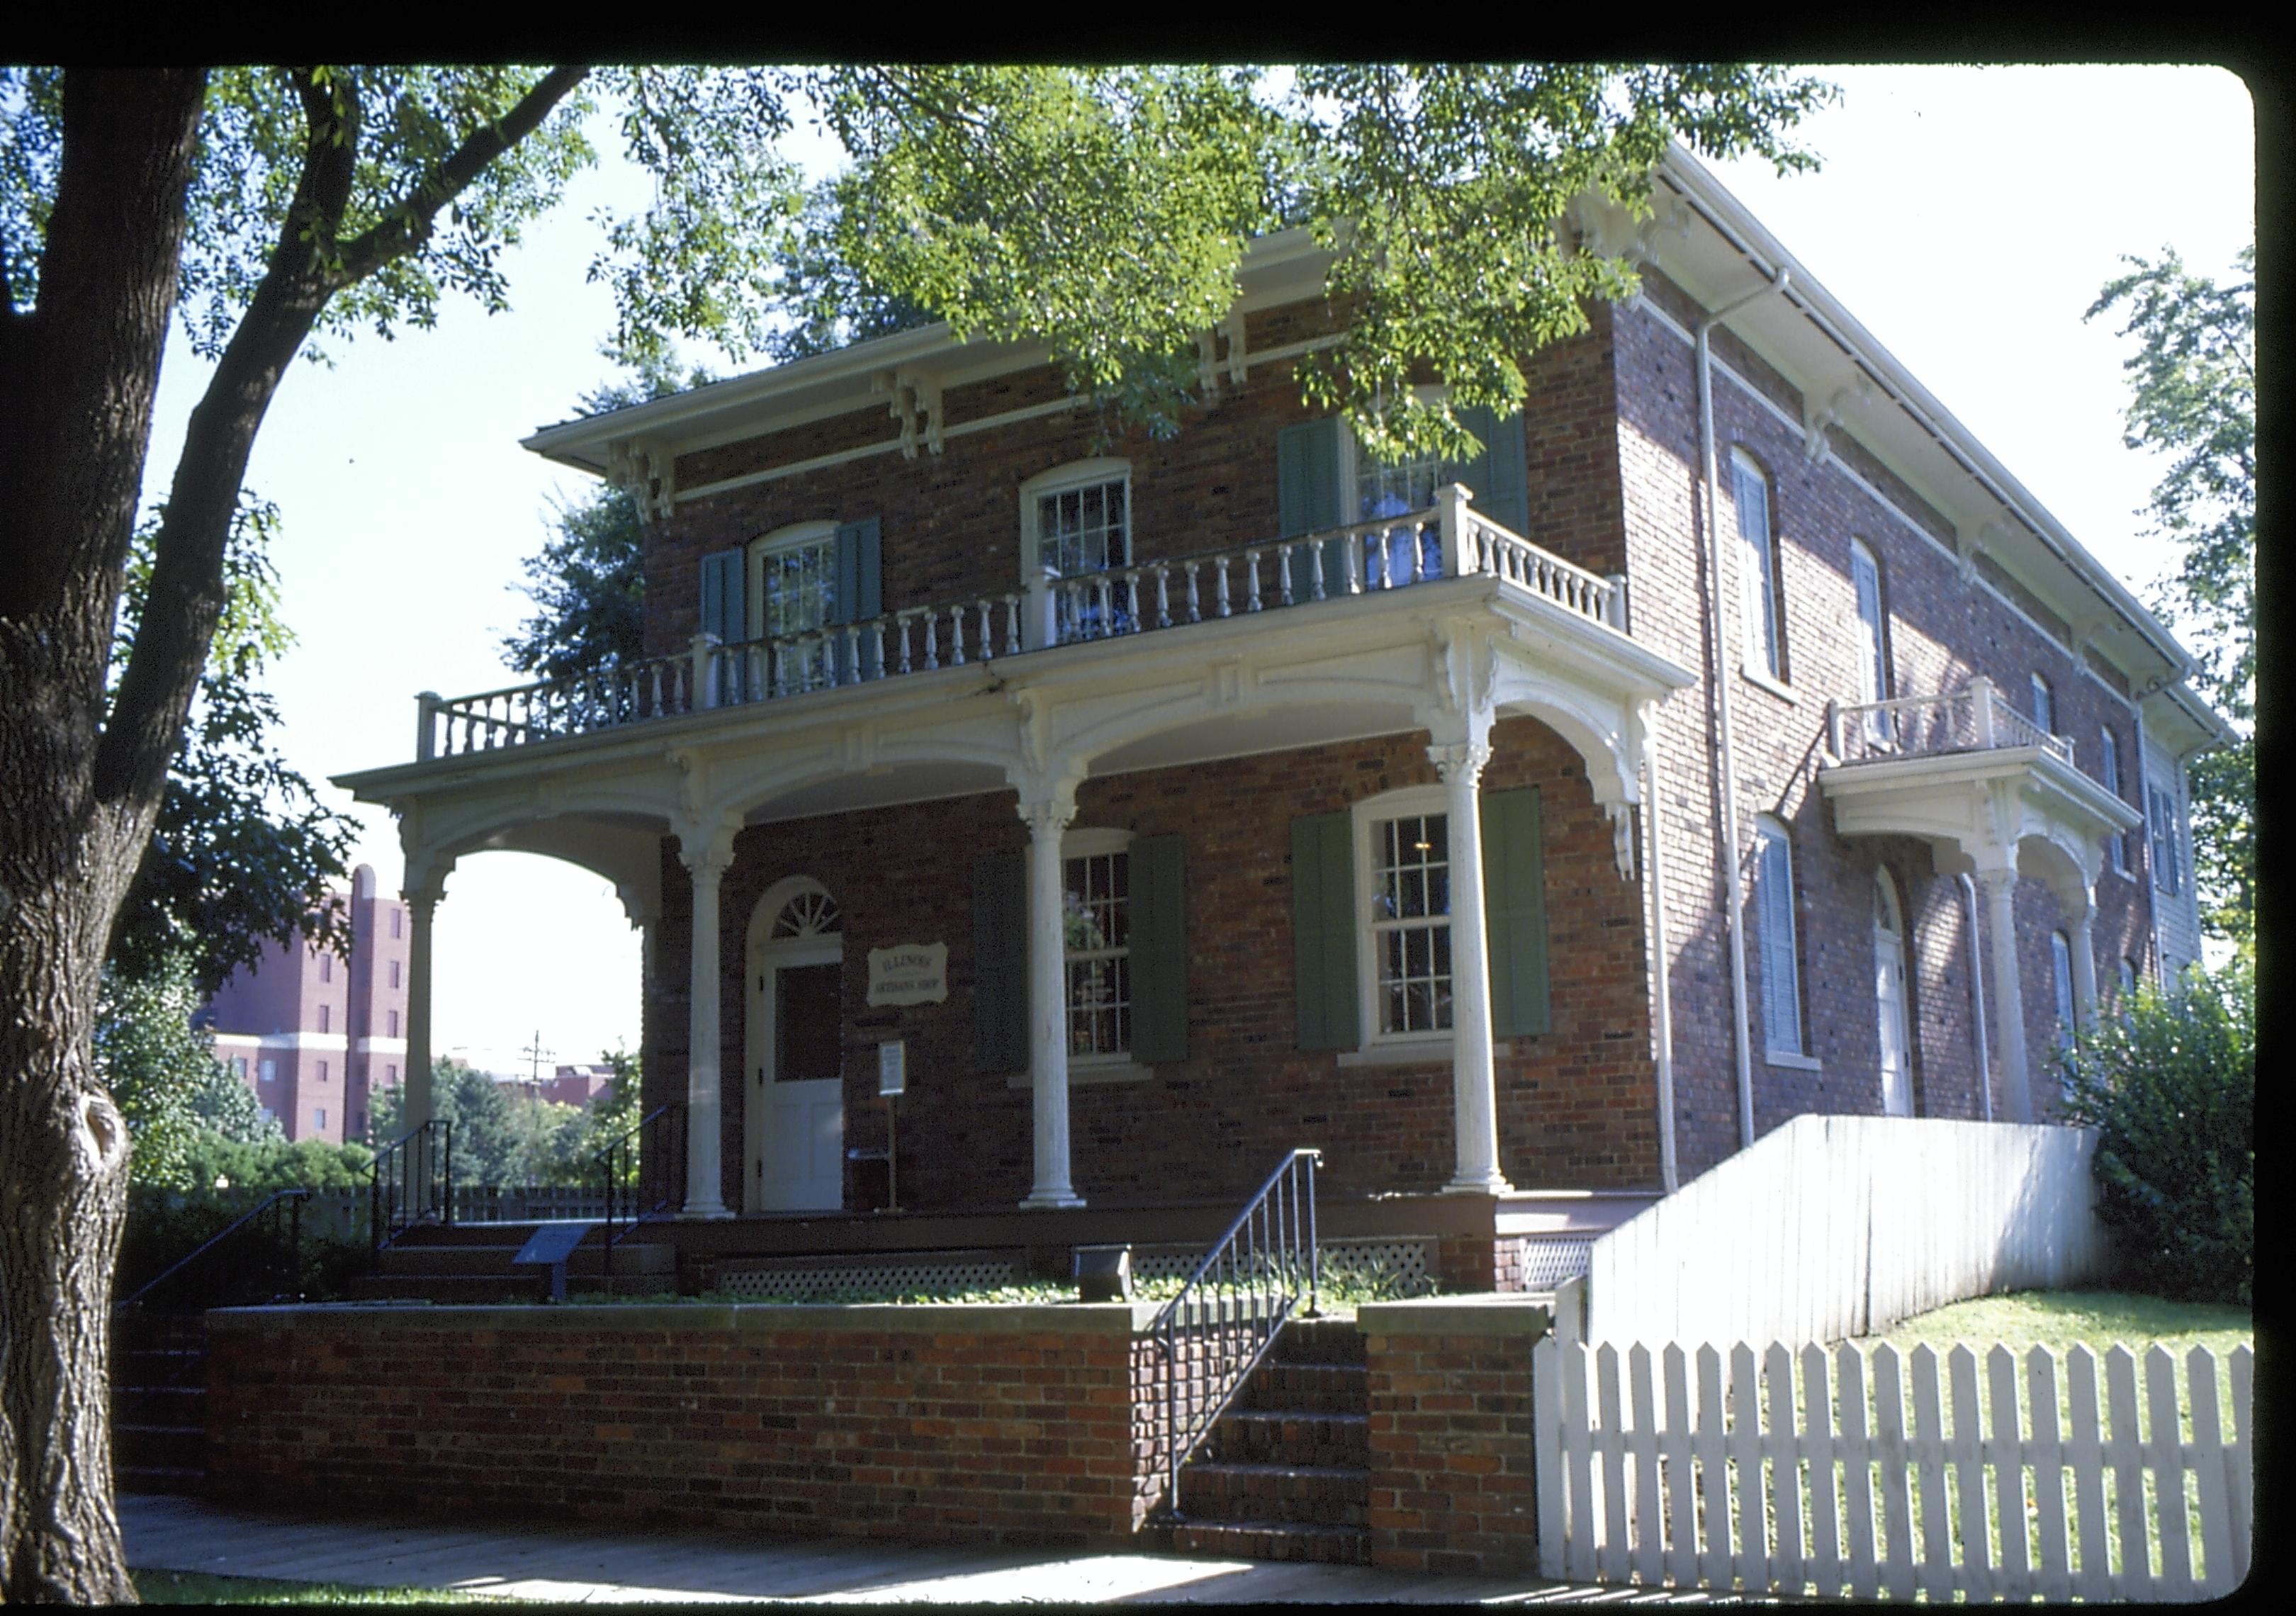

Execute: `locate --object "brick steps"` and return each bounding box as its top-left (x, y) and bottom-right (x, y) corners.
top-left (350, 1226), bottom-right (675, 1303)
top-left (1161, 1315), bottom-right (1371, 1564)
top-left (113, 1315), bottom-right (208, 1495)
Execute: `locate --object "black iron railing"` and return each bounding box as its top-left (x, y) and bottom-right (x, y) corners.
top-left (114, 1188), bottom-right (311, 1316)
top-left (369, 1119), bottom-right (452, 1259)
top-left (598, 1102), bottom-right (685, 1245)
top-left (1149, 1148), bottom-right (1321, 1510)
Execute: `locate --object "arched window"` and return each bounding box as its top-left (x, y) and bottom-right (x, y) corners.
top-left (1754, 816), bottom-right (1803, 1057)
top-left (770, 881), bottom-right (840, 939)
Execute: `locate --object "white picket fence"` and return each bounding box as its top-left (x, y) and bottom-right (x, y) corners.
top-left (1532, 1335), bottom-right (2252, 1603)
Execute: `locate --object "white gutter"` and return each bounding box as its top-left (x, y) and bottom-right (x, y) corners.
top-left (1696, 266), bottom-right (1792, 1153)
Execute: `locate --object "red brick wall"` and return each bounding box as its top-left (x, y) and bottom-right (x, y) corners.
top-left (648, 713), bottom-right (1658, 1215)
top-left (1361, 1303), bottom-right (1547, 1575)
top-left (206, 1306), bottom-right (1147, 1547)
top-left (1609, 271), bottom-right (2154, 1179)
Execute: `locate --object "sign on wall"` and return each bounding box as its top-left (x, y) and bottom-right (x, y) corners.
top-left (866, 943), bottom-right (947, 1006)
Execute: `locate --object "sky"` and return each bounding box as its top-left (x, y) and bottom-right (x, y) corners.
top-left (136, 64), bottom-right (2255, 1079)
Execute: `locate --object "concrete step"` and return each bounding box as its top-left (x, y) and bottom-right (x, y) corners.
top-left (375, 1239), bottom-right (674, 1279)
top-left (1176, 1460), bottom-right (1368, 1527)
top-left (113, 1422), bottom-right (206, 1472)
top-left (1159, 1518), bottom-right (1370, 1564)
top-left (1205, 1409), bottom-right (1369, 1469)
top-left (1241, 1362), bottom-right (1367, 1415)
top-left (1270, 1317), bottom-right (1366, 1366)
top-left (345, 1272), bottom-right (548, 1304)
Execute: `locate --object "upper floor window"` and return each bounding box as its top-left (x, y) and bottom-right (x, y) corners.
top-left (2148, 782), bottom-right (2185, 897)
top-left (317, 1003), bottom-right (330, 1034)
top-left (1755, 816), bottom-right (1804, 1057)
top-left (2100, 726), bottom-right (2131, 875)
top-left (1062, 829), bottom-right (1133, 1060)
top-left (388, 1009), bottom-right (400, 1038)
top-left (388, 958), bottom-right (402, 989)
top-left (259, 1059), bottom-right (277, 1084)
top-left (1023, 460), bottom-right (1132, 640)
top-left (2030, 673), bottom-right (2056, 736)
top-left (1731, 450), bottom-right (1786, 683)
top-left (1850, 539), bottom-right (1891, 708)
top-left (318, 953), bottom-right (332, 984)
top-left (390, 908), bottom-right (403, 940)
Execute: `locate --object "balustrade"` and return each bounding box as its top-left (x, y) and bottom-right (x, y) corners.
top-left (1829, 678), bottom-right (2076, 767)
top-left (415, 495), bottom-right (1628, 760)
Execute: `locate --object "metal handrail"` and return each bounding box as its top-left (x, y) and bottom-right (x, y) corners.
top-left (114, 1188), bottom-right (311, 1315)
top-left (368, 1118), bottom-right (452, 1260)
top-left (1149, 1148), bottom-right (1322, 1513)
top-left (597, 1102), bottom-right (684, 1247)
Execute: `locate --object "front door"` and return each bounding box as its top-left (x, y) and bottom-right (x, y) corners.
top-left (759, 955), bottom-right (845, 1210)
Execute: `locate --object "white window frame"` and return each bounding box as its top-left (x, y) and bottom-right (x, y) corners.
top-left (1755, 815), bottom-right (1808, 1061)
top-left (748, 520), bottom-right (841, 690)
top-left (1849, 539), bottom-right (1891, 707)
top-left (1060, 826), bottom-right (1137, 1072)
top-left (1351, 785), bottom-right (1458, 1058)
top-left (1332, 387), bottom-right (1462, 589)
top-left (1020, 458), bottom-right (1132, 585)
top-left (1731, 449), bottom-right (1788, 688)
top-left (2030, 673), bottom-right (2056, 736)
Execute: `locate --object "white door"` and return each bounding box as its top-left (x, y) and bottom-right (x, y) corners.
top-left (745, 880), bottom-right (845, 1213)
top-left (1874, 871), bottom-right (1915, 1118)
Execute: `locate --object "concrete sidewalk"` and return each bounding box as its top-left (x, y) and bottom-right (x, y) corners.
top-left (120, 1493), bottom-right (1741, 1605)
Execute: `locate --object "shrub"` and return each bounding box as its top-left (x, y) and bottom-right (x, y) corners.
top-left (2060, 960), bottom-right (2253, 1306)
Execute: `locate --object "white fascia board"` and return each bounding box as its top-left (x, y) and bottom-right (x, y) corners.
top-left (521, 226), bottom-right (1336, 476)
top-left (1656, 147), bottom-right (2195, 686)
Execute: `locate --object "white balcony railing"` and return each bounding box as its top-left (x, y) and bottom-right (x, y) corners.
top-left (415, 486), bottom-right (1630, 762)
top-left (1828, 676), bottom-right (2076, 768)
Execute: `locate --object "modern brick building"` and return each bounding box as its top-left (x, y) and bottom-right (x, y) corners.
top-left (206, 863), bottom-right (412, 1145)
top-left (334, 148), bottom-right (2224, 1250)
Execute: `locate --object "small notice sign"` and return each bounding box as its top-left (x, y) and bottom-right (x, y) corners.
top-left (867, 943), bottom-right (947, 1006)
top-left (879, 1040), bottom-right (906, 1096)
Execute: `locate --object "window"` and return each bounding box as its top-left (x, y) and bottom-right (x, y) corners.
top-left (317, 1060), bottom-right (329, 1084)
top-left (316, 1003), bottom-right (330, 1034)
top-left (1850, 540), bottom-right (1891, 707)
top-left (1755, 817), bottom-right (1804, 1057)
top-left (388, 958), bottom-right (401, 989)
top-left (388, 1009), bottom-right (400, 1038)
top-left (1023, 461), bottom-right (1132, 641)
top-left (318, 953), bottom-right (332, 983)
top-left (390, 907), bottom-right (403, 941)
top-left (2100, 727), bottom-right (2130, 875)
top-left (2030, 673), bottom-right (2056, 735)
top-left (353, 1110), bottom-right (366, 1138)
top-left (2051, 931), bottom-right (2076, 1045)
top-left (386, 1063), bottom-right (398, 1084)
top-left (2120, 956), bottom-right (2140, 997)
top-left (1062, 831), bottom-right (1134, 1059)
top-left (2148, 783), bottom-right (2185, 896)
top-left (232, 1056), bottom-right (248, 1081)
top-left (750, 521), bottom-right (841, 691)
top-left (313, 1108), bottom-right (327, 1132)
top-left (1731, 451), bottom-right (1786, 682)
top-left (1366, 796), bottom-right (1455, 1038)
top-left (259, 1059), bottom-right (276, 1084)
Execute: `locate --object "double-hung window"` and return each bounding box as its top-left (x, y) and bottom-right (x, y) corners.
top-left (752, 521), bottom-right (841, 693)
top-left (2030, 673), bottom-right (2056, 736)
top-left (1732, 451), bottom-right (1787, 683)
top-left (1023, 461), bottom-right (1132, 642)
top-left (1062, 830), bottom-right (1133, 1060)
top-left (1850, 539), bottom-right (1892, 746)
top-left (2148, 783), bottom-right (2185, 896)
top-left (1366, 793), bottom-right (1455, 1039)
top-left (1755, 817), bottom-right (1805, 1057)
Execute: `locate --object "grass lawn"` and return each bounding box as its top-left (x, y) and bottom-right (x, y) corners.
top-left (133, 1570), bottom-right (489, 1605)
top-left (1858, 1288), bottom-right (2253, 1360)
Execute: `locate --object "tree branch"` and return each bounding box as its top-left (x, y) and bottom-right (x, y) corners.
top-left (332, 65), bottom-right (587, 287)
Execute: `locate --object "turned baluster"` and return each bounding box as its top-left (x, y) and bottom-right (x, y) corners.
top-left (1245, 550), bottom-right (1263, 612)
top-left (977, 600), bottom-right (994, 659)
top-left (949, 607), bottom-right (967, 666)
top-left (923, 613), bottom-right (939, 670)
top-left (1215, 559), bottom-right (1232, 617)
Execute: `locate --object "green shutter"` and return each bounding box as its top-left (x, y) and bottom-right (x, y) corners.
top-left (1291, 812), bottom-right (1360, 1050)
top-left (699, 548), bottom-right (745, 644)
top-left (833, 517), bottom-right (883, 679)
top-left (1129, 835), bottom-right (1188, 1065)
top-left (1278, 418), bottom-right (1350, 604)
top-left (972, 851), bottom-right (1028, 1072)
top-left (1458, 404), bottom-right (1531, 539)
top-left (1481, 787), bottom-right (1552, 1038)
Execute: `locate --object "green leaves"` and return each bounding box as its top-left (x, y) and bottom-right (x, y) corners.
top-left (2087, 245), bottom-right (2254, 950)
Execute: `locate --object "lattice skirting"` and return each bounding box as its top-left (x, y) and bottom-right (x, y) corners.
top-left (715, 1254), bottom-right (1016, 1300)
top-left (1514, 1236), bottom-right (1594, 1291)
top-left (1134, 1239), bottom-right (1436, 1296)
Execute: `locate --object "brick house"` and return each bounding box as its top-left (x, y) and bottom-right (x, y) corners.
top-left (334, 149), bottom-right (2223, 1279)
top-left (204, 863), bottom-right (412, 1145)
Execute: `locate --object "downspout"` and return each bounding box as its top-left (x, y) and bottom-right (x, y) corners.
top-left (1960, 873), bottom-right (1993, 1122)
top-left (2133, 702), bottom-right (2167, 980)
top-left (1642, 722), bottom-right (1679, 1193)
top-left (1695, 267), bottom-right (1791, 1152)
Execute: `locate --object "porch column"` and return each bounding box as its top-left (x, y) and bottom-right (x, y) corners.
top-left (679, 824), bottom-right (736, 1218)
top-left (400, 882), bottom-right (441, 1133)
top-left (1976, 868), bottom-right (2032, 1123)
top-left (1433, 737), bottom-right (1510, 1194)
top-left (2068, 902), bottom-right (2100, 1035)
top-left (1020, 787), bottom-right (1084, 1208)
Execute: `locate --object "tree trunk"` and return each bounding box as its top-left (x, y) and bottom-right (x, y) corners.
top-left (0, 68), bottom-right (208, 1605)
